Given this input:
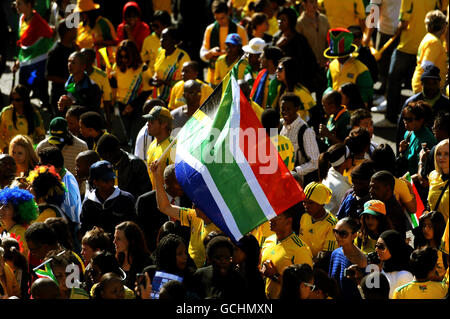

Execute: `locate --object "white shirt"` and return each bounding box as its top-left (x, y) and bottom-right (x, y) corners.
top-left (280, 116), bottom-right (319, 176)
top-left (382, 269), bottom-right (414, 299)
top-left (134, 125), bottom-right (154, 161)
top-left (323, 167), bottom-right (352, 215)
top-left (371, 0), bottom-right (401, 35)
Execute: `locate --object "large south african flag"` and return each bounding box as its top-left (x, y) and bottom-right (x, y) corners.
top-left (174, 70), bottom-right (305, 242)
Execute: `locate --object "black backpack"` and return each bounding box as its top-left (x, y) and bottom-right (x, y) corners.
top-left (295, 124), bottom-right (320, 186)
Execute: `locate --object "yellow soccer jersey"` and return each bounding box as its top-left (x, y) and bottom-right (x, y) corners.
top-left (179, 207), bottom-right (220, 269)
top-left (354, 234), bottom-right (377, 255)
top-left (250, 220), bottom-right (274, 248)
top-left (397, 0), bottom-right (440, 55)
top-left (89, 66), bottom-right (112, 105)
top-left (393, 280), bottom-right (448, 299)
top-left (261, 233), bottom-right (313, 299)
top-left (167, 79), bottom-right (214, 110)
top-left (412, 33), bottom-right (447, 93)
top-left (201, 23), bottom-right (249, 84)
top-left (153, 47), bottom-right (191, 101)
top-left (427, 171), bottom-right (449, 221)
top-left (146, 136), bottom-right (175, 189)
top-left (318, 0), bottom-right (366, 29)
top-left (270, 135), bottom-right (295, 171)
top-left (299, 211), bottom-right (338, 259)
top-left (213, 54), bottom-right (248, 86)
top-left (141, 33), bottom-right (160, 73)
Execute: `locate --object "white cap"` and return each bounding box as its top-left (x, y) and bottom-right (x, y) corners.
top-left (242, 37), bottom-right (266, 54)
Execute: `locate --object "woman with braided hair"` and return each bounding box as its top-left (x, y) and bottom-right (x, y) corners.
top-left (26, 165), bottom-right (67, 224)
top-left (0, 187), bottom-right (39, 260)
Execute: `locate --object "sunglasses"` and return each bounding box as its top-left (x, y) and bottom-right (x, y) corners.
top-left (276, 66), bottom-right (284, 72)
top-left (403, 117), bottom-right (416, 123)
top-left (303, 282), bottom-right (315, 291)
top-left (375, 243), bottom-right (386, 250)
top-left (332, 229), bottom-right (349, 238)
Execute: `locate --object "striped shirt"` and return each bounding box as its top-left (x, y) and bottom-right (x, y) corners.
top-left (36, 135), bottom-right (88, 176)
top-left (280, 116), bottom-right (319, 176)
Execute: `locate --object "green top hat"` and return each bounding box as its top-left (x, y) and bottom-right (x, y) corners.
top-left (323, 28), bottom-right (358, 59)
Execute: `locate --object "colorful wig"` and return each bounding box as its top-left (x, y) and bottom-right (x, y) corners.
top-left (26, 165), bottom-right (67, 206)
top-left (0, 187), bottom-right (38, 225)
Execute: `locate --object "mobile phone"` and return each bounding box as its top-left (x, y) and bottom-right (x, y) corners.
top-left (136, 272), bottom-right (146, 287)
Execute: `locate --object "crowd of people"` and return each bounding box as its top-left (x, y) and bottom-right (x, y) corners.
top-left (0, 0), bottom-right (448, 301)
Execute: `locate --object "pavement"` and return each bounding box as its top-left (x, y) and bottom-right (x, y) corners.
top-left (0, 60), bottom-right (401, 152)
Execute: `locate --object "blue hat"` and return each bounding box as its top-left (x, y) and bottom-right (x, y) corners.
top-left (421, 63), bottom-right (441, 81)
top-left (89, 160), bottom-right (116, 181)
top-left (225, 33), bottom-right (242, 46)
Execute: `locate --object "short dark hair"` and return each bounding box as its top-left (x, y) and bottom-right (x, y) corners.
top-left (25, 222), bottom-right (57, 247)
top-left (80, 111), bottom-right (104, 132)
top-left (206, 235), bottom-right (233, 259)
top-left (370, 144), bottom-right (396, 175)
top-left (360, 272), bottom-right (390, 299)
top-left (96, 134), bottom-right (120, 156)
top-left (434, 111), bottom-right (450, 134)
top-left (371, 170), bottom-right (395, 190)
top-left (151, 10), bottom-right (172, 27)
top-left (66, 105), bottom-right (88, 118)
top-left (38, 146), bottom-right (64, 169)
top-left (350, 108), bottom-right (372, 128)
top-left (57, 19), bottom-right (71, 39)
top-left (409, 246), bottom-right (438, 280)
top-left (323, 90), bottom-right (342, 107)
top-left (212, 0), bottom-right (229, 14)
top-left (261, 108), bottom-right (280, 131)
top-left (280, 92), bottom-right (301, 110)
top-left (263, 45), bottom-right (284, 66)
top-left (345, 127), bottom-right (371, 156)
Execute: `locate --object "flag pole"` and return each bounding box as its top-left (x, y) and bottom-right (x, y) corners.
top-left (32, 250), bottom-right (66, 272)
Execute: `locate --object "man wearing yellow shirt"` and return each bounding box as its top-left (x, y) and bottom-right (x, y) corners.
top-left (141, 11), bottom-right (171, 78)
top-left (213, 33), bottom-right (249, 86)
top-left (149, 159), bottom-right (220, 269)
top-left (149, 27), bottom-right (191, 102)
top-left (393, 246), bottom-right (448, 299)
top-left (80, 48), bottom-right (113, 130)
top-left (300, 182), bottom-right (338, 260)
top-left (260, 207), bottom-right (313, 299)
top-left (261, 108), bottom-right (295, 171)
top-left (168, 61), bottom-right (213, 111)
top-left (411, 10), bottom-right (448, 93)
top-left (144, 106), bottom-right (175, 189)
top-left (200, 0), bottom-right (249, 85)
top-left (379, 0), bottom-right (440, 128)
top-left (318, 0), bottom-right (366, 29)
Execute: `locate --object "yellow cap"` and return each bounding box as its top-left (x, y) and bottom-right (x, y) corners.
top-left (304, 182), bottom-right (332, 205)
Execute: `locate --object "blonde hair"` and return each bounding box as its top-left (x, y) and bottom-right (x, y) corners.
top-left (434, 138), bottom-right (449, 175)
top-left (9, 135), bottom-right (39, 171)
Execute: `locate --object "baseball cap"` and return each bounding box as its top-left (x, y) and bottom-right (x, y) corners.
top-left (89, 160), bottom-right (116, 181)
top-left (225, 33), bottom-right (242, 46)
top-left (243, 37), bottom-right (266, 54)
top-left (421, 63), bottom-right (441, 81)
top-left (48, 117), bottom-right (69, 145)
top-left (362, 200), bottom-right (386, 216)
top-left (142, 105), bottom-right (174, 122)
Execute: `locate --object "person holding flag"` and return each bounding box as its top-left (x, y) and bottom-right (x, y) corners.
top-left (12, 0), bottom-right (54, 111)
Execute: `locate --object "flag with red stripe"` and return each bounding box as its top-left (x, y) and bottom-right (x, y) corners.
top-left (174, 67), bottom-right (305, 241)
